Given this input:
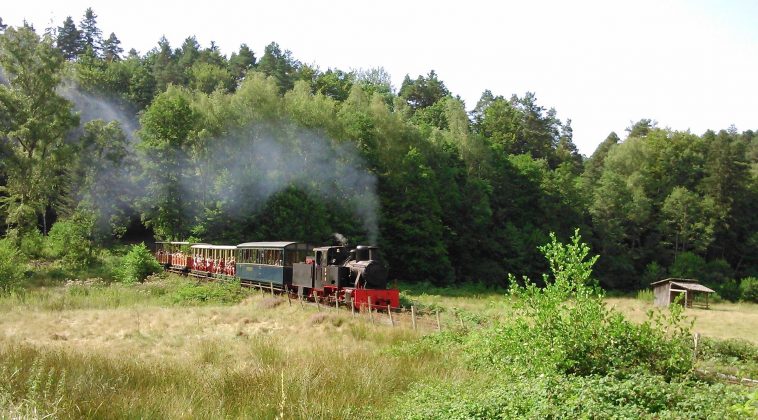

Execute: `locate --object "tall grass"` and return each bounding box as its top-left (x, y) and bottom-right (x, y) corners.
top-left (636, 288), bottom-right (654, 302)
top-left (0, 317), bottom-right (459, 419)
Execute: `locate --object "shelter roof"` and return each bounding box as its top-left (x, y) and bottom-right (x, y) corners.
top-left (650, 278), bottom-right (700, 287)
top-left (670, 281), bottom-right (716, 293)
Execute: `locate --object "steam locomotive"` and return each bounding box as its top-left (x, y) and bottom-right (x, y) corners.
top-left (155, 241), bottom-right (400, 309)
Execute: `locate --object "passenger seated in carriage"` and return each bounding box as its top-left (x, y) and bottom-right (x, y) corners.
top-left (227, 257), bottom-right (235, 275)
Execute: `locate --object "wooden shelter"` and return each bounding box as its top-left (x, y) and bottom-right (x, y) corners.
top-left (650, 278), bottom-right (715, 309)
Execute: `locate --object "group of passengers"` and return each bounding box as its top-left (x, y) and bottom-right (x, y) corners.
top-left (193, 255), bottom-right (236, 276)
top-left (156, 251), bottom-right (188, 266)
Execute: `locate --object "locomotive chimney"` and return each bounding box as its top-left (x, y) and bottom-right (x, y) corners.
top-left (355, 245), bottom-right (370, 262)
top-left (367, 246), bottom-right (379, 261)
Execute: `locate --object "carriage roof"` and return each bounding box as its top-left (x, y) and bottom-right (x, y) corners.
top-left (190, 244), bottom-right (237, 250)
top-left (236, 241), bottom-right (304, 249)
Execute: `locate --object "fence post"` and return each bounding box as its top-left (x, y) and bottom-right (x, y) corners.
top-left (436, 310), bottom-right (441, 332)
top-left (458, 312), bottom-right (464, 329)
top-left (286, 286), bottom-right (292, 306)
top-left (269, 282), bottom-right (275, 297)
top-left (351, 298), bottom-right (355, 317)
top-left (388, 304), bottom-right (394, 327)
top-left (368, 296), bottom-right (374, 325)
top-left (335, 292), bottom-right (339, 310)
top-left (411, 306), bottom-right (417, 331)
top-left (316, 294), bottom-right (321, 312)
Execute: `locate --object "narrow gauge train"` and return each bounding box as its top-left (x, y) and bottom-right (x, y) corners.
top-left (154, 241), bottom-right (399, 309)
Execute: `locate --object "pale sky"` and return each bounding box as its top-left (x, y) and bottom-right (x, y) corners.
top-left (4, 0), bottom-right (757, 155)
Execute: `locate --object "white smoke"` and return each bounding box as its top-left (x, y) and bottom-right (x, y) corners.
top-left (58, 82), bottom-right (139, 142)
top-left (180, 122), bottom-right (380, 243)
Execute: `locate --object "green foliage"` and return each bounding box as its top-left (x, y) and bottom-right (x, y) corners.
top-left (18, 229), bottom-right (44, 259)
top-left (1, 21), bottom-right (756, 290)
top-left (393, 373), bottom-right (750, 419)
top-left (0, 25), bottom-right (79, 231)
top-left (116, 243), bottom-right (161, 284)
top-left (642, 261), bottom-right (665, 287)
top-left (718, 278), bottom-right (742, 302)
top-left (0, 239), bottom-right (25, 293)
top-left (170, 281), bottom-right (246, 305)
top-left (669, 251), bottom-right (706, 279)
top-left (47, 212), bottom-right (96, 269)
top-left (389, 232), bottom-right (749, 418)
top-left (740, 277), bottom-right (758, 303)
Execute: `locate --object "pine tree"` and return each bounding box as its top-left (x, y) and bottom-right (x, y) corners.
top-left (56, 16), bottom-right (81, 60)
top-left (229, 43), bottom-right (256, 81)
top-left (102, 32), bottom-right (123, 61)
top-left (79, 7), bottom-right (103, 57)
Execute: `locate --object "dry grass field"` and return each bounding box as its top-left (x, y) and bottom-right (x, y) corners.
top-left (606, 298), bottom-right (758, 344)
top-left (0, 279), bottom-right (470, 418)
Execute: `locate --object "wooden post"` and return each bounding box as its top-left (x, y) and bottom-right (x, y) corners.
top-left (299, 292), bottom-right (304, 309)
top-left (335, 292), bottom-right (339, 310)
top-left (316, 294), bottom-right (321, 312)
top-left (388, 304), bottom-right (394, 327)
top-left (693, 332), bottom-right (701, 361)
top-left (436, 310), bottom-right (441, 332)
top-left (351, 298), bottom-right (355, 317)
top-left (286, 286), bottom-right (292, 306)
top-left (411, 306), bottom-right (417, 331)
top-left (269, 282), bottom-right (275, 297)
top-left (368, 296), bottom-right (374, 325)
top-left (458, 312), bottom-right (464, 329)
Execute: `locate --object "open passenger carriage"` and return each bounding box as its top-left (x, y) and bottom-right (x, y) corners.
top-left (190, 244), bottom-right (238, 278)
top-left (155, 241), bottom-right (198, 272)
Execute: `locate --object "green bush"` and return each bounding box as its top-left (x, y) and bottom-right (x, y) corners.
top-left (718, 278), bottom-right (742, 302)
top-left (0, 239), bottom-right (25, 293)
top-left (392, 373), bottom-right (752, 419)
top-left (699, 338), bottom-right (758, 363)
top-left (740, 277), bottom-right (758, 303)
top-left (170, 281), bottom-right (246, 305)
top-left (116, 243), bottom-right (161, 284)
top-left (18, 229), bottom-right (45, 259)
top-left (47, 212), bottom-right (96, 269)
top-left (390, 230), bottom-right (713, 418)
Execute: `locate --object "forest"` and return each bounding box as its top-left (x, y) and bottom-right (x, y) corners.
top-left (0, 9), bottom-right (756, 296)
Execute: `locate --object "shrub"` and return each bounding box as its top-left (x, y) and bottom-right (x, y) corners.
top-left (47, 212), bottom-right (96, 269)
top-left (0, 239), bottom-right (25, 293)
top-left (18, 229), bottom-right (45, 259)
top-left (740, 277), bottom-right (758, 303)
top-left (170, 281), bottom-right (246, 305)
top-left (699, 337), bottom-right (758, 363)
top-left (116, 243), bottom-right (161, 284)
top-left (718, 278), bottom-right (741, 302)
top-left (392, 373), bottom-right (752, 419)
